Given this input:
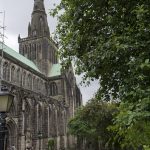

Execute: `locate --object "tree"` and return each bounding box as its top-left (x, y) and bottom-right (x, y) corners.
top-left (51, 0), bottom-right (150, 99)
top-left (51, 0), bottom-right (150, 148)
top-left (68, 98), bottom-right (119, 150)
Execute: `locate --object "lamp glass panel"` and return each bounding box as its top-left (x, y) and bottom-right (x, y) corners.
top-left (7, 95), bottom-right (13, 111)
top-left (0, 95), bottom-right (9, 112)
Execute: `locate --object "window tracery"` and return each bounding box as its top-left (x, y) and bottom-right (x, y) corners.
top-left (11, 66), bottom-right (15, 83)
top-left (16, 68), bottom-right (20, 84)
top-left (39, 17), bottom-right (44, 34)
top-left (22, 71), bottom-right (26, 86)
top-left (32, 44), bottom-right (37, 60)
top-left (49, 82), bottom-right (58, 96)
top-left (3, 62), bottom-right (9, 81)
top-left (27, 74), bottom-right (32, 89)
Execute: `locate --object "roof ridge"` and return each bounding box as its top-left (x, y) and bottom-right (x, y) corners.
top-left (0, 42), bottom-right (29, 61)
top-left (0, 42), bottom-right (40, 73)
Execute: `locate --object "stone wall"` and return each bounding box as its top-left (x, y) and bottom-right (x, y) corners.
top-left (0, 55), bottom-right (82, 150)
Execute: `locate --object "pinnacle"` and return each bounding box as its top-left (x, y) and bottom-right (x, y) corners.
top-left (33, 0), bottom-right (45, 12)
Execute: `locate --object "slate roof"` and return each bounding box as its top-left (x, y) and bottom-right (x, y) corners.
top-left (0, 42), bottom-right (40, 73)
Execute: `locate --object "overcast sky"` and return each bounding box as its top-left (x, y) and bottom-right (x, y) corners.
top-left (0, 0), bottom-right (99, 104)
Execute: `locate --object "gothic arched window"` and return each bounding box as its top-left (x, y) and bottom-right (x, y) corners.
top-left (16, 69), bottom-right (20, 84)
top-left (22, 46), bottom-right (25, 55)
top-left (32, 44), bottom-right (37, 60)
top-left (29, 44), bottom-right (32, 60)
top-left (28, 45), bottom-right (31, 60)
top-left (37, 78), bottom-right (40, 90)
top-left (27, 74), bottom-right (32, 89)
top-left (22, 72), bottom-right (26, 87)
top-left (33, 76), bottom-right (36, 90)
top-left (39, 17), bottom-right (44, 34)
top-left (3, 62), bottom-right (9, 81)
top-left (50, 82), bottom-right (58, 96)
top-left (11, 66), bottom-right (15, 83)
top-left (39, 79), bottom-right (42, 91)
top-left (24, 45), bottom-right (28, 57)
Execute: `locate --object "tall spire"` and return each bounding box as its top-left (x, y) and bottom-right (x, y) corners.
top-left (33, 0), bottom-right (45, 13)
top-left (29, 0), bottom-right (50, 37)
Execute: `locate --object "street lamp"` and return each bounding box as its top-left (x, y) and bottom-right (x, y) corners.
top-left (0, 86), bottom-right (14, 112)
top-left (0, 86), bottom-right (14, 150)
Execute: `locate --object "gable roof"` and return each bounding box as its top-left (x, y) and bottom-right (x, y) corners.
top-left (48, 64), bottom-right (62, 77)
top-left (0, 42), bottom-right (40, 72)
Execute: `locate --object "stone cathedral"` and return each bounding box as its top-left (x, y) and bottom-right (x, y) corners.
top-left (0, 0), bottom-right (82, 149)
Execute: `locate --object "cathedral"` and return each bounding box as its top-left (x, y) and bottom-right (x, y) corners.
top-left (0, 0), bottom-right (82, 149)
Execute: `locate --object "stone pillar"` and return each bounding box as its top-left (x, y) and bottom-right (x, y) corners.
top-left (20, 135), bottom-right (25, 150)
top-left (20, 101), bottom-right (26, 150)
top-left (56, 136), bottom-right (60, 150)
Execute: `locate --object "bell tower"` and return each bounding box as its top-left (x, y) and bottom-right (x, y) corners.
top-left (18, 0), bottom-right (58, 76)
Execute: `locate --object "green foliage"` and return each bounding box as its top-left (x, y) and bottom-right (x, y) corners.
top-left (51, 0), bottom-right (150, 99)
top-left (144, 145), bottom-right (150, 150)
top-left (51, 0), bottom-right (150, 148)
top-left (68, 99), bottom-right (119, 149)
top-left (48, 139), bottom-right (55, 150)
top-left (110, 58), bottom-right (150, 148)
top-left (109, 103), bottom-right (150, 148)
